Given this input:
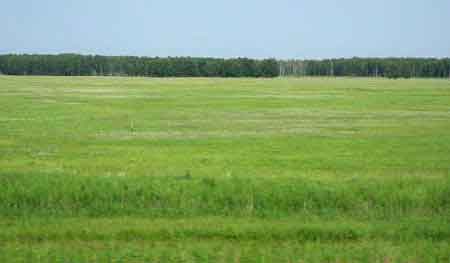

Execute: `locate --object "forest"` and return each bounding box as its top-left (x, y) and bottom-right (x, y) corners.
top-left (0, 54), bottom-right (449, 78)
top-left (0, 54), bottom-right (278, 78)
top-left (279, 57), bottom-right (450, 78)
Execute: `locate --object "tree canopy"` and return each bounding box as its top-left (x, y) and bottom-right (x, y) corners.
top-left (0, 54), bottom-right (449, 79)
top-left (279, 58), bottom-right (450, 78)
top-left (0, 54), bottom-right (278, 78)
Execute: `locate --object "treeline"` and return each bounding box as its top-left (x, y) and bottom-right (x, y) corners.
top-left (0, 54), bottom-right (449, 78)
top-left (0, 54), bottom-right (278, 77)
top-left (280, 58), bottom-right (450, 78)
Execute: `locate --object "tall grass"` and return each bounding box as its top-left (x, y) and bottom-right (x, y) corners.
top-left (1, 172), bottom-right (448, 219)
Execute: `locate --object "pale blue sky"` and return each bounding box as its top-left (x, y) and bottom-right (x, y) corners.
top-left (1, 0), bottom-right (449, 59)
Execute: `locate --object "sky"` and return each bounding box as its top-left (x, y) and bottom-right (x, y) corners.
top-left (1, 0), bottom-right (449, 59)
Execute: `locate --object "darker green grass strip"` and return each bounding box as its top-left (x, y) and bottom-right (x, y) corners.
top-left (1, 172), bottom-right (449, 218)
top-left (1, 217), bottom-right (449, 243)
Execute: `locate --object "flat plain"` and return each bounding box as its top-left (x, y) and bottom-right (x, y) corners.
top-left (0, 76), bottom-right (449, 262)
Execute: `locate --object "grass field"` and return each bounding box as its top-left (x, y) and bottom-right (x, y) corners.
top-left (0, 76), bottom-right (449, 262)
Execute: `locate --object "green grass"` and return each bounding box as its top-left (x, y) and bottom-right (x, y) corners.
top-left (0, 76), bottom-right (449, 262)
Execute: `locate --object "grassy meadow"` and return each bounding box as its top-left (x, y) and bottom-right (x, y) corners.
top-left (0, 76), bottom-right (449, 262)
